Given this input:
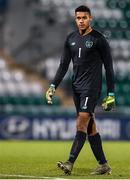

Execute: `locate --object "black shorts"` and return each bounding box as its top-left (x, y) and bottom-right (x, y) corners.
top-left (73, 91), bottom-right (99, 114)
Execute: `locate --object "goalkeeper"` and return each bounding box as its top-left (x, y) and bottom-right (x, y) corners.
top-left (46, 5), bottom-right (115, 175)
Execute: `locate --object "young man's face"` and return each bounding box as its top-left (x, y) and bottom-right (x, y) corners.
top-left (75, 12), bottom-right (92, 31)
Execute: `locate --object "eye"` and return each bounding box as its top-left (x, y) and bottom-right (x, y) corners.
top-left (83, 16), bottom-right (88, 20)
top-left (76, 17), bottom-right (81, 20)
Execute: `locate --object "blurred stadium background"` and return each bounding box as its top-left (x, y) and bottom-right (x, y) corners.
top-left (0, 0), bottom-right (130, 140)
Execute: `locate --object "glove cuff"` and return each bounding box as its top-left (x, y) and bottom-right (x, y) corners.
top-left (50, 84), bottom-right (55, 88)
top-left (108, 92), bottom-right (115, 96)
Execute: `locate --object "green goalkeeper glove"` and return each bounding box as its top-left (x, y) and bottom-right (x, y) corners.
top-left (102, 92), bottom-right (115, 111)
top-left (46, 84), bottom-right (55, 104)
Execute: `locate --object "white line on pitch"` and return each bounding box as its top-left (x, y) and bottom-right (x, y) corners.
top-left (0, 174), bottom-right (48, 179)
top-left (0, 174), bottom-right (125, 180)
top-left (0, 174), bottom-right (69, 179)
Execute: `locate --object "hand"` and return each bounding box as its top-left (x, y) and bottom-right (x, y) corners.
top-left (46, 84), bottom-right (55, 104)
top-left (102, 93), bottom-right (115, 111)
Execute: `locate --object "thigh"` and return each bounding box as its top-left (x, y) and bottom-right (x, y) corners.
top-left (76, 112), bottom-right (91, 132)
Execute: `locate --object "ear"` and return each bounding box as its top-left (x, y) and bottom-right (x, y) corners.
top-left (89, 15), bottom-right (93, 21)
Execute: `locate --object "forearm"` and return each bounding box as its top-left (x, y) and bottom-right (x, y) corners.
top-left (105, 66), bottom-right (115, 93)
top-left (51, 62), bottom-right (69, 89)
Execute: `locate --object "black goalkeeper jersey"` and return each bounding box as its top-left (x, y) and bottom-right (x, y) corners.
top-left (52, 29), bottom-right (114, 96)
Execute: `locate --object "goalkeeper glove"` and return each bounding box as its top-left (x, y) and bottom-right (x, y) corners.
top-left (102, 92), bottom-right (115, 111)
top-left (46, 84), bottom-right (55, 104)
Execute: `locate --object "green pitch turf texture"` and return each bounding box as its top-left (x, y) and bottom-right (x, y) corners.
top-left (0, 141), bottom-right (130, 179)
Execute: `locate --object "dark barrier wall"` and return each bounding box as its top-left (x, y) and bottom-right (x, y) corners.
top-left (0, 115), bottom-right (130, 140)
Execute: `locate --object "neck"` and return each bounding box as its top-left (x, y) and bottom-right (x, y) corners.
top-left (79, 26), bottom-right (92, 36)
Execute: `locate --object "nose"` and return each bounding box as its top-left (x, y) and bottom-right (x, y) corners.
top-left (80, 18), bottom-right (84, 23)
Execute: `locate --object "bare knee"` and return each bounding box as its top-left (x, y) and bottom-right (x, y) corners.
top-left (76, 112), bottom-right (91, 132)
top-left (87, 114), bottom-right (98, 135)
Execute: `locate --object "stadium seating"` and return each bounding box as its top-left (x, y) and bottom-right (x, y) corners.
top-left (37, 0), bottom-right (130, 107)
top-left (0, 58), bottom-right (61, 115)
top-left (2, 0), bottom-right (130, 110)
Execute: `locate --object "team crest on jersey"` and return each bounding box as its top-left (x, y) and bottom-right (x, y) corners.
top-left (85, 41), bottom-right (93, 48)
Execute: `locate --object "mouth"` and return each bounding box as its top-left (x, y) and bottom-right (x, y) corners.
top-left (79, 24), bottom-right (85, 28)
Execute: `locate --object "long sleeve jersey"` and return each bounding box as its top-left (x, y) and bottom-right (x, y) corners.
top-left (52, 29), bottom-right (115, 96)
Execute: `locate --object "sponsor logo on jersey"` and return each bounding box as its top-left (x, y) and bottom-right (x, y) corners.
top-left (85, 41), bottom-right (93, 48)
top-left (71, 42), bottom-right (76, 46)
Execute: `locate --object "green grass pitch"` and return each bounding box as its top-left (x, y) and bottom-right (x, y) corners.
top-left (0, 141), bottom-right (130, 179)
